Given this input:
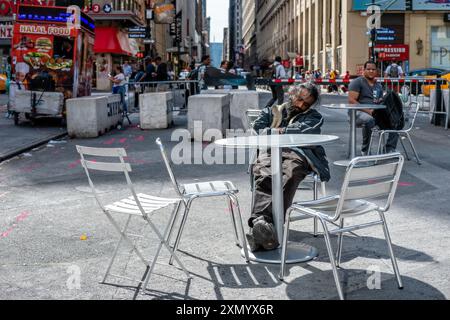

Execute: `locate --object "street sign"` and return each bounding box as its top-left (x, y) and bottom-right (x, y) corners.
top-left (143, 39), bottom-right (155, 44)
top-left (128, 27), bottom-right (146, 33)
top-left (103, 4), bottom-right (112, 14)
top-left (128, 33), bottom-right (146, 39)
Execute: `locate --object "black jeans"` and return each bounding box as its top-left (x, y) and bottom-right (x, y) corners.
top-left (266, 85), bottom-right (285, 107)
top-left (249, 149), bottom-right (310, 228)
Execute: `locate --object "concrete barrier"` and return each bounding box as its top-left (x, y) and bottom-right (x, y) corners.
top-left (66, 94), bottom-right (122, 138)
top-left (139, 92), bottom-right (174, 129)
top-left (188, 94), bottom-right (230, 141)
top-left (200, 89), bottom-right (272, 129)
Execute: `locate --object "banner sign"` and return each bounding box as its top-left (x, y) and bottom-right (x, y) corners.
top-left (374, 44), bottom-right (409, 61)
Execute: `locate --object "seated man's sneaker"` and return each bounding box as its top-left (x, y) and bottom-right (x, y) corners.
top-left (252, 216), bottom-right (279, 251)
top-left (245, 232), bottom-right (262, 253)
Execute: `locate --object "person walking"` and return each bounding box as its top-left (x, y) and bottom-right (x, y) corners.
top-left (384, 61), bottom-right (404, 78)
top-left (348, 61), bottom-right (399, 155)
top-left (266, 56), bottom-right (287, 108)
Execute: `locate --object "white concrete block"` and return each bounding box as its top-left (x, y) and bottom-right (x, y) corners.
top-left (188, 94), bottom-right (230, 142)
top-left (139, 92), bottom-right (174, 129)
top-left (66, 94), bottom-right (123, 138)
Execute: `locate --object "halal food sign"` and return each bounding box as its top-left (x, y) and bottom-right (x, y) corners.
top-left (19, 24), bottom-right (75, 37)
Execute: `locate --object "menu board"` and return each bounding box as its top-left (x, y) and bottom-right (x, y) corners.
top-left (12, 23), bottom-right (76, 99)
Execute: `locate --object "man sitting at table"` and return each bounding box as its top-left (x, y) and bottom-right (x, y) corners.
top-left (246, 83), bottom-right (330, 252)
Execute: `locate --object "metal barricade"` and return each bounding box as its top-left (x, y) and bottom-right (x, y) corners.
top-left (126, 80), bottom-right (200, 113)
top-left (254, 77), bottom-right (449, 129)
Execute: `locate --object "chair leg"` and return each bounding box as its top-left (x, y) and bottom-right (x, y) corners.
top-left (279, 208), bottom-right (293, 280)
top-left (229, 194), bottom-right (250, 263)
top-left (406, 132), bottom-right (421, 165)
top-left (320, 218), bottom-right (345, 300)
top-left (377, 132), bottom-right (384, 155)
top-left (399, 135), bottom-right (410, 161)
top-left (379, 211), bottom-right (403, 289)
top-left (143, 204), bottom-right (191, 290)
top-left (169, 199), bottom-right (193, 265)
top-left (102, 214), bottom-right (133, 283)
top-left (320, 182), bottom-right (327, 197)
top-left (165, 201), bottom-right (183, 244)
top-left (336, 219), bottom-right (344, 268)
top-left (368, 131), bottom-right (376, 155)
top-left (226, 195), bottom-right (241, 247)
top-left (313, 178), bottom-right (319, 237)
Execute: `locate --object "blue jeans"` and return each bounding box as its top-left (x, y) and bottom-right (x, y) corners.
top-left (113, 85), bottom-right (127, 113)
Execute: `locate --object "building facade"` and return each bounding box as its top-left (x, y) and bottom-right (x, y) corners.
top-left (229, 0), bottom-right (243, 67)
top-left (252, 0), bottom-right (450, 75)
top-left (223, 27), bottom-right (229, 61)
top-left (242, 0), bottom-right (257, 69)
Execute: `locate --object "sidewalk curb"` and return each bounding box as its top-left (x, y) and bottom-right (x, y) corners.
top-left (0, 131), bottom-right (68, 163)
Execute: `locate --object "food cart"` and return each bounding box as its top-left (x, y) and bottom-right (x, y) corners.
top-left (10, 4), bottom-right (95, 125)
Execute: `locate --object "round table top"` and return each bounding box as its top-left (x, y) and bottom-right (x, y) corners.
top-left (215, 134), bottom-right (340, 149)
top-left (322, 103), bottom-right (386, 110)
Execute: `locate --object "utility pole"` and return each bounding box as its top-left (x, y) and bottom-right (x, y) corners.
top-left (370, 0), bottom-right (377, 62)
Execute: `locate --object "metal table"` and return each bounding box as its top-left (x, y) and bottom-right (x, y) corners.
top-left (323, 104), bottom-right (386, 166)
top-left (215, 133), bottom-right (339, 264)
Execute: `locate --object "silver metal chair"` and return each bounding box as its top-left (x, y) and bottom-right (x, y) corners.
top-left (280, 153), bottom-right (405, 300)
top-left (155, 138), bottom-right (250, 264)
top-left (76, 145), bottom-right (190, 290)
top-left (245, 109), bottom-right (327, 236)
top-left (369, 102), bottom-right (421, 165)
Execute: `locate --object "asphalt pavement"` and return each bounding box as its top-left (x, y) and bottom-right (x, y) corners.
top-left (0, 92), bottom-right (449, 300)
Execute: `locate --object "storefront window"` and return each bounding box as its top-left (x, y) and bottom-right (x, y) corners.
top-left (431, 26), bottom-right (450, 69)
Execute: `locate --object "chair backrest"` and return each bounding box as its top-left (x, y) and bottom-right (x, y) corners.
top-left (404, 101), bottom-right (420, 132)
top-left (245, 109), bottom-right (261, 132)
top-left (333, 153), bottom-right (404, 220)
top-left (155, 138), bottom-right (184, 198)
top-left (76, 145), bottom-right (146, 216)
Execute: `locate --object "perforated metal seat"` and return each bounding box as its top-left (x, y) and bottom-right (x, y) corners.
top-left (182, 181), bottom-right (238, 197)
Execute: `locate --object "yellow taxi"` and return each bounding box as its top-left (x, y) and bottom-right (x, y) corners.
top-left (422, 71), bottom-right (450, 97)
top-left (0, 73), bottom-right (7, 93)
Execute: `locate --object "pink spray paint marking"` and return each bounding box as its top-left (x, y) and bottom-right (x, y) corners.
top-left (135, 135), bottom-right (145, 142)
top-left (103, 138), bottom-right (116, 145)
top-left (398, 182), bottom-right (416, 187)
top-left (1, 211), bottom-right (31, 239)
top-left (119, 138), bottom-right (127, 144)
top-left (20, 163), bottom-right (42, 173)
top-left (68, 159), bottom-right (81, 169)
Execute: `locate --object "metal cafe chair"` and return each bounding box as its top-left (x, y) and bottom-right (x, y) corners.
top-left (245, 109), bottom-right (327, 236)
top-left (155, 138), bottom-right (250, 264)
top-left (76, 145), bottom-right (190, 290)
top-left (369, 102), bottom-right (422, 165)
top-left (280, 153), bottom-right (405, 300)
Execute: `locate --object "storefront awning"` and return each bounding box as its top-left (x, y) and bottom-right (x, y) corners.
top-left (94, 27), bottom-right (134, 56)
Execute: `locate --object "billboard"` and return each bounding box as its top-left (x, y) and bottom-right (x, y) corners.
top-left (413, 0), bottom-right (450, 10)
top-left (352, 0), bottom-right (406, 11)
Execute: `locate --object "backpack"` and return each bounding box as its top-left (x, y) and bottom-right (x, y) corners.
top-left (389, 65), bottom-right (399, 78)
top-left (188, 66), bottom-right (199, 80)
top-left (373, 91), bottom-right (405, 130)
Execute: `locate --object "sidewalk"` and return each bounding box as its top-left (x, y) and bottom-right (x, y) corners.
top-left (0, 94), bottom-right (449, 300)
top-left (0, 102), bottom-right (67, 162)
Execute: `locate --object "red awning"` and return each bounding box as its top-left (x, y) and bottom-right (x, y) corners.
top-left (93, 27), bottom-right (133, 56)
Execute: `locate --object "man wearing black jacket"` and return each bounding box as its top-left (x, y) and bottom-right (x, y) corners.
top-left (247, 83), bottom-right (330, 252)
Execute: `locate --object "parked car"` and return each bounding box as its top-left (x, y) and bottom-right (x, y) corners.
top-left (406, 68), bottom-right (449, 95)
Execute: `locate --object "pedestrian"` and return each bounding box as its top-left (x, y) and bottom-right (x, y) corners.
top-left (109, 65), bottom-right (128, 114)
top-left (384, 61), bottom-right (404, 78)
top-left (154, 56), bottom-right (168, 81)
top-left (348, 61), bottom-right (399, 155)
top-left (138, 57), bottom-right (156, 92)
top-left (246, 83), bottom-right (330, 251)
top-left (122, 60), bottom-right (133, 80)
top-left (265, 56), bottom-right (287, 108)
top-left (196, 55), bottom-right (211, 91)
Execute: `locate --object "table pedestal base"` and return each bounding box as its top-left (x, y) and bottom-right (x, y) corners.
top-left (241, 242), bottom-right (317, 264)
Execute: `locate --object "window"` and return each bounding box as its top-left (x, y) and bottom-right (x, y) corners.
top-left (431, 26), bottom-right (450, 69)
